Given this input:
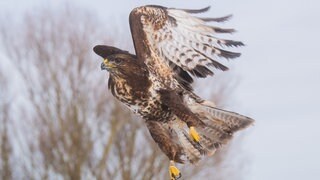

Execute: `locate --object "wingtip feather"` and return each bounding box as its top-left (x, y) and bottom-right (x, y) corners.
top-left (200, 14), bottom-right (233, 23)
top-left (219, 40), bottom-right (245, 47)
top-left (215, 48), bottom-right (241, 59)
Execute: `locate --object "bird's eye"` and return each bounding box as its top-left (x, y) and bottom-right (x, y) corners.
top-left (114, 58), bottom-right (122, 64)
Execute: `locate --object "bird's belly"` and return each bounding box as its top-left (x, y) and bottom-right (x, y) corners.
top-left (113, 85), bottom-right (171, 121)
top-left (123, 97), bottom-right (166, 118)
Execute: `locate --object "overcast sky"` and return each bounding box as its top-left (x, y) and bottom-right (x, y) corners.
top-left (1, 0), bottom-right (320, 179)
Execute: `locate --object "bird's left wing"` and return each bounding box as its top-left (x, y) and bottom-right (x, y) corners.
top-left (129, 5), bottom-right (243, 87)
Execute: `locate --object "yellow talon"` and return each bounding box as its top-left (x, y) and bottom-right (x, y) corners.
top-left (169, 161), bottom-right (181, 180)
top-left (190, 126), bottom-right (200, 142)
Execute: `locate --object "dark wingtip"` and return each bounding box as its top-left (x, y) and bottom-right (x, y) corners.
top-left (189, 65), bottom-right (214, 78)
top-left (208, 61), bottom-right (229, 71)
top-left (201, 14), bottom-right (233, 23)
top-left (222, 40), bottom-right (245, 47)
top-left (217, 48), bottom-right (242, 59)
top-left (180, 6), bottom-right (210, 14)
top-left (214, 27), bottom-right (236, 34)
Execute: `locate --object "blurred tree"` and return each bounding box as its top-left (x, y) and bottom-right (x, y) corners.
top-left (0, 5), bottom-right (246, 180)
top-left (0, 71), bottom-right (13, 180)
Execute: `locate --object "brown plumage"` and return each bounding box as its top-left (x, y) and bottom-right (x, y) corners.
top-left (94, 5), bottom-right (254, 179)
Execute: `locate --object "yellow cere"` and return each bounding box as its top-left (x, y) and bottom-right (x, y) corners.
top-left (103, 58), bottom-right (109, 65)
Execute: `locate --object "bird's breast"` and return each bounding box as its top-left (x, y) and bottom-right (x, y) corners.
top-left (111, 79), bottom-right (171, 121)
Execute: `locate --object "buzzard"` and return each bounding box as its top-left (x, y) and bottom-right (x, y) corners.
top-left (94, 5), bottom-right (254, 179)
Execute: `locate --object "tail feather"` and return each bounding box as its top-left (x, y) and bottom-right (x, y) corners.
top-left (171, 122), bottom-right (201, 164)
top-left (186, 100), bottom-right (254, 160)
top-left (201, 104), bottom-right (254, 131)
top-left (157, 99), bottom-right (254, 165)
top-left (169, 120), bottom-right (221, 164)
top-left (199, 123), bottom-right (233, 143)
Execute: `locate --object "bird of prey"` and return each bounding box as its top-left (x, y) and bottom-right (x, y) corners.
top-left (94, 5), bottom-right (254, 180)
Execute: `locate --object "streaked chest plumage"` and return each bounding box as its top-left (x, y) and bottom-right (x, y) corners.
top-left (109, 75), bottom-right (171, 121)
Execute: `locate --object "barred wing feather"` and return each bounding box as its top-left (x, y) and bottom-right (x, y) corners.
top-left (130, 5), bottom-right (243, 86)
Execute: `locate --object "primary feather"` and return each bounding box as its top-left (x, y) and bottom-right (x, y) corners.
top-left (130, 5), bottom-right (244, 85)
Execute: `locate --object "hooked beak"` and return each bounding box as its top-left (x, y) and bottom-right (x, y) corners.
top-left (101, 58), bottom-right (114, 71)
top-left (101, 62), bottom-right (107, 70)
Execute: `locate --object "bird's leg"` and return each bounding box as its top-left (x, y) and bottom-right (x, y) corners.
top-left (169, 160), bottom-right (181, 180)
top-left (158, 89), bottom-right (202, 143)
top-left (189, 126), bottom-right (200, 142)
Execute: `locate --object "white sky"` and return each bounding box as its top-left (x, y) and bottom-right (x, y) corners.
top-left (1, 0), bottom-right (320, 179)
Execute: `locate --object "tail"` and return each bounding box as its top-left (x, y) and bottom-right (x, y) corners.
top-left (156, 89), bottom-right (254, 164)
top-left (199, 101), bottom-right (254, 132)
top-left (184, 100), bottom-right (254, 162)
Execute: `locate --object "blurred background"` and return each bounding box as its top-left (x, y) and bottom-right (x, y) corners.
top-left (0, 0), bottom-right (319, 179)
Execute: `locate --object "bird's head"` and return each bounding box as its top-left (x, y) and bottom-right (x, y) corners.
top-left (93, 45), bottom-right (141, 77)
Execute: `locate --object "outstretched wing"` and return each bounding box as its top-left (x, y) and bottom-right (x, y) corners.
top-left (129, 5), bottom-right (243, 88)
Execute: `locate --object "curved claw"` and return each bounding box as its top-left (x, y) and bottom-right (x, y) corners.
top-left (169, 161), bottom-right (181, 180)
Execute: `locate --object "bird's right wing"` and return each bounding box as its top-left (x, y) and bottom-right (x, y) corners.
top-left (129, 5), bottom-right (243, 90)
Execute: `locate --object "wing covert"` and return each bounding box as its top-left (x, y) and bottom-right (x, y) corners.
top-left (129, 5), bottom-right (244, 88)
